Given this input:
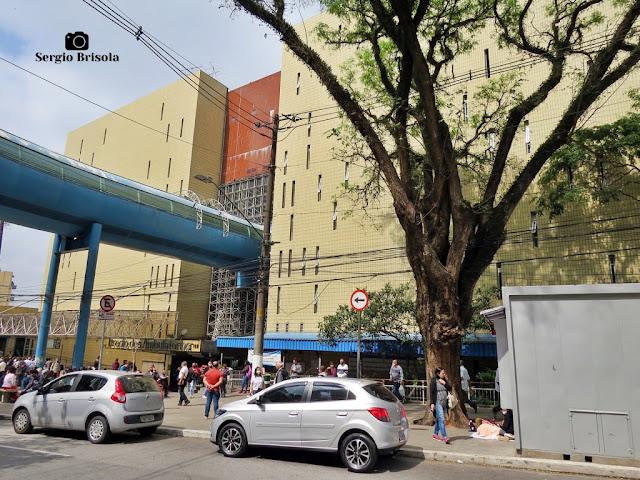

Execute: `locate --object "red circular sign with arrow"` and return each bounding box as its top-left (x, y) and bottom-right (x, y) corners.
top-left (350, 290), bottom-right (369, 311)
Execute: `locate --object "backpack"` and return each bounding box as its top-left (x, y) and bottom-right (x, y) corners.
top-left (186, 369), bottom-right (197, 383)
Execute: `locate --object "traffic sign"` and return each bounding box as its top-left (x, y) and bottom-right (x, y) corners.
top-left (99, 311), bottom-right (114, 321)
top-left (100, 295), bottom-right (116, 312)
top-left (350, 289), bottom-right (369, 311)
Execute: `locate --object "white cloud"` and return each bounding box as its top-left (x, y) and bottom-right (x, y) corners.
top-left (0, 0), bottom-right (321, 305)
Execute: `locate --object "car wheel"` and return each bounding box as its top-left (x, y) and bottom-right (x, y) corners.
top-left (217, 422), bottom-right (247, 457)
top-left (340, 432), bottom-right (378, 473)
top-left (13, 408), bottom-right (33, 434)
top-left (138, 426), bottom-right (158, 437)
top-left (86, 415), bottom-right (110, 444)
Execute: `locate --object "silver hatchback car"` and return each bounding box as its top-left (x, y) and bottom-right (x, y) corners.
top-left (12, 370), bottom-right (164, 443)
top-left (210, 377), bottom-right (408, 473)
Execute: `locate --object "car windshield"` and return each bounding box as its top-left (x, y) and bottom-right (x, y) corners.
top-left (363, 383), bottom-right (398, 402)
top-left (119, 375), bottom-right (159, 393)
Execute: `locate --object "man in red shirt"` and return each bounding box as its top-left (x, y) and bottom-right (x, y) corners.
top-left (203, 361), bottom-right (224, 419)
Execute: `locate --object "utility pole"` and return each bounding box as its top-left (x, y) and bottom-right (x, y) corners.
top-left (252, 114), bottom-right (278, 373)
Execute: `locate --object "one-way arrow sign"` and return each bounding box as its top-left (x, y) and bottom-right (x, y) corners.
top-left (350, 290), bottom-right (369, 311)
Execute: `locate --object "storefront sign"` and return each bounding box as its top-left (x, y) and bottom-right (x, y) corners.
top-left (108, 338), bottom-right (201, 353)
top-left (247, 349), bottom-right (281, 366)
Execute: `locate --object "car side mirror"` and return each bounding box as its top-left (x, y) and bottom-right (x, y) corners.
top-left (37, 387), bottom-right (46, 395)
top-left (249, 395), bottom-right (264, 405)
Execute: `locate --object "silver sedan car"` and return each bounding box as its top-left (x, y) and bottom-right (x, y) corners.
top-left (12, 370), bottom-right (164, 443)
top-left (210, 377), bottom-right (408, 473)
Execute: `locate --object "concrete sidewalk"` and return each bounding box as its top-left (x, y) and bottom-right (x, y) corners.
top-left (1, 389), bottom-right (639, 478)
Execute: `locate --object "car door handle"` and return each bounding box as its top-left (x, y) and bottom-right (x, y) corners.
top-left (58, 399), bottom-right (65, 403)
top-left (337, 412), bottom-right (348, 417)
top-left (289, 411), bottom-right (299, 416)
top-left (88, 397), bottom-right (96, 402)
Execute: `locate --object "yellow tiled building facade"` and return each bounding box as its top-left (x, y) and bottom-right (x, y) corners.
top-left (268, 9), bottom-right (640, 333)
top-left (42, 71), bottom-right (227, 369)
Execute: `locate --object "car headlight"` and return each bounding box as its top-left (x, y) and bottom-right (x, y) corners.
top-left (214, 409), bottom-right (226, 418)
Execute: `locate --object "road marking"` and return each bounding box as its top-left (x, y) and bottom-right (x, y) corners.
top-left (0, 444), bottom-right (71, 457)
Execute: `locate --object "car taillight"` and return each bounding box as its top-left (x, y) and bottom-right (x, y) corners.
top-left (402, 406), bottom-right (407, 418)
top-left (111, 378), bottom-right (126, 404)
top-left (367, 407), bottom-right (390, 422)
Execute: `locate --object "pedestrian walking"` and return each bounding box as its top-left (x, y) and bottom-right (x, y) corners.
top-left (157, 371), bottom-right (169, 398)
top-left (240, 361), bottom-right (251, 394)
top-left (188, 363), bottom-right (200, 398)
top-left (176, 361), bottom-right (190, 406)
top-left (220, 363), bottom-right (229, 396)
top-left (336, 358), bottom-right (349, 377)
top-left (460, 360), bottom-right (478, 417)
top-left (250, 367), bottom-right (265, 395)
top-left (290, 358), bottom-right (302, 378)
top-left (203, 361), bottom-right (224, 418)
top-left (275, 361), bottom-right (289, 383)
top-left (430, 367), bottom-right (452, 444)
top-left (112, 358), bottom-right (120, 370)
top-left (94, 357), bottom-right (100, 370)
top-left (389, 359), bottom-right (404, 402)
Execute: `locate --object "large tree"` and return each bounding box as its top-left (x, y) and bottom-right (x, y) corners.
top-left (229, 0), bottom-right (640, 425)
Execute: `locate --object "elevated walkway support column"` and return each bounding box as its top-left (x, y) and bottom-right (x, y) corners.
top-left (72, 223), bottom-right (102, 369)
top-left (35, 234), bottom-right (66, 367)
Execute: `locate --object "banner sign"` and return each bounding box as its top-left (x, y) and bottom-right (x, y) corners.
top-left (109, 338), bottom-right (201, 353)
top-left (247, 349), bottom-right (281, 366)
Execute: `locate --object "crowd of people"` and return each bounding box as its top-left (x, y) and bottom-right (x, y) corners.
top-left (0, 355), bottom-right (68, 402)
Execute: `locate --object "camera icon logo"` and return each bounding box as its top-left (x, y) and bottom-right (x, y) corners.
top-left (65, 32), bottom-right (89, 51)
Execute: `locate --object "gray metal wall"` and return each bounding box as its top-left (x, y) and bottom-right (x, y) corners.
top-left (499, 284), bottom-right (640, 459)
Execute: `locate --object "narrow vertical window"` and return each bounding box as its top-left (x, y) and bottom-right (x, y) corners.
top-left (103, 128), bottom-right (107, 144)
top-left (283, 151), bottom-right (288, 175)
top-left (344, 163), bottom-right (350, 187)
top-left (160, 102), bottom-right (164, 120)
top-left (72, 272), bottom-right (77, 290)
top-left (91, 152), bottom-right (95, 166)
top-left (307, 112), bottom-right (312, 136)
top-left (315, 246), bottom-right (320, 275)
top-left (282, 183), bottom-right (287, 208)
top-left (166, 123), bottom-right (170, 142)
top-left (463, 94), bottom-right (469, 122)
top-left (165, 184), bottom-right (169, 192)
top-left (484, 48), bottom-right (491, 78)
top-left (291, 181), bottom-right (296, 206)
top-left (568, 166), bottom-right (574, 188)
top-left (276, 323), bottom-right (280, 332)
top-left (489, 133), bottom-right (496, 153)
top-left (531, 211), bottom-right (538, 248)
top-left (317, 175), bottom-right (322, 201)
top-left (277, 287), bottom-right (281, 313)
top-left (598, 160), bottom-right (606, 187)
top-left (288, 250), bottom-right (292, 277)
top-left (296, 73), bottom-right (301, 95)
top-left (299, 323), bottom-right (304, 333)
top-left (80, 139), bottom-right (83, 155)
top-left (609, 254), bottom-right (617, 283)
top-left (285, 323), bottom-right (290, 333)
top-left (338, 25), bottom-right (342, 42)
top-left (180, 118), bottom-right (184, 137)
top-left (306, 145), bottom-right (311, 169)
top-left (164, 265), bottom-right (168, 287)
top-left (333, 202), bottom-right (338, 230)
top-left (451, 64), bottom-right (455, 79)
top-left (155, 265), bottom-right (160, 287)
top-left (150, 266), bottom-right (154, 288)
top-left (170, 264), bottom-right (174, 286)
top-left (301, 248), bottom-right (307, 276)
top-left (179, 179), bottom-right (183, 195)
top-left (313, 285), bottom-right (319, 313)
top-left (167, 294), bottom-right (172, 311)
top-left (289, 215), bottom-right (294, 241)
top-left (147, 161), bottom-right (151, 179)
top-left (168, 158), bottom-right (171, 177)
top-left (525, 120), bottom-right (531, 154)
top-left (496, 262), bottom-right (503, 299)
top-left (278, 251), bottom-right (283, 277)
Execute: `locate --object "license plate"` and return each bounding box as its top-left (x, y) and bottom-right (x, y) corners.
top-left (140, 415), bottom-right (155, 423)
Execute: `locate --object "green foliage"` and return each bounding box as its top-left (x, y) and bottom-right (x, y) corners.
top-left (475, 368), bottom-right (496, 383)
top-left (318, 283), bottom-right (416, 345)
top-left (537, 111), bottom-right (640, 216)
top-left (467, 286), bottom-right (501, 332)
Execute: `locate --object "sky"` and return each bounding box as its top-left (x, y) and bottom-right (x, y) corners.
top-left (0, 0), bottom-right (321, 306)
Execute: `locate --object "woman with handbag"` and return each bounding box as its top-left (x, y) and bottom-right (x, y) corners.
top-left (429, 367), bottom-right (453, 444)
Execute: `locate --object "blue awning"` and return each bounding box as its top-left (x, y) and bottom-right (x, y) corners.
top-left (216, 333), bottom-right (496, 357)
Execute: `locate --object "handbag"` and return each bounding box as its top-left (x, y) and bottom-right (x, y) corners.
top-left (398, 385), bottom-right (405, 398)
top-left (447, 391), bottom-right (458, 409)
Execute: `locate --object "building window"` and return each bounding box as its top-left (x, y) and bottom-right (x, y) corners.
top-left (155, 265), bottom-right (160, 287)
top-left (525, 120), bottom-right (531, 154)
top-left (166, 123), bottom-right (170, 142)
top-left (91, 152), bottom-right (94, 166)
top-left (285, 323), bottom-right (290, 333)
top-left (147, 161), bottom-right (151, 180)
top-left (72, 272), bottom-right (77, 290)
top-left (164, 265), bottom-right (168, 287)
top-left (598, 160), bottom-right (606, 188)
top-left (167, 158), bottom-right (172, 177)
top-left (296, 73), bottom-right (301, 95)
top-left (150, 266), bottom-right (154, 288)
top-left (103, 128), bottom-right (107, 145)
top-left (314, 285), bottom-right (319, 313)
top-left (179, 179), bottom-right (183, 195)
top-left (80, 139), bottom-right (83, 155)
top-left (161, 102), bottom-right (164, 120)
top-left (276, 322), bottom-right (280, 332)
top-left (301, 248), bottom-right (307, 276)
top-left (315, 246), bottom-right (320, 275)
top-left (277, 287), bottom-right (281, 314)
top-left (344, 163), bottom-right (350, 187)
top-left (291, 181), bottom-right (296, 206)
top-left (317, 175), bottom-right (322, 201)
top-left (484, 48), bottom-right (491, 78)
top-left (333, 202), bottom-right (338, 230)
top-left (282, 183), bottom-right (287, 208)
top-left (283, 151), bottom-right (288, 175)
top-left (278, 250), bottom-right (283, 277)
top-left (531, 211), bottom-right (538, 248)
top-left (299, 323), bottom-right (304, 333)
top-left (288, 250), bottom-right (292, 277)
top-left (290, 215), bottom-right (294, 241)
top-left (307, 112), bottom-right (312, 136)
top-left (463, 94), bottom-right (469, 122)
top-left (306, 145), bottom-right (311, 169)
top-left (170, 264), bottom-right (174, 286)
top-left (180, 118), bottom-right (184, 137)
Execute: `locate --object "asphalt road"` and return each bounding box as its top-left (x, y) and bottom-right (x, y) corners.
top-left (0, 421), bottom-right (597, 480)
